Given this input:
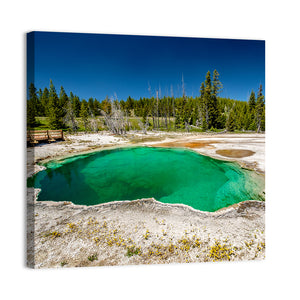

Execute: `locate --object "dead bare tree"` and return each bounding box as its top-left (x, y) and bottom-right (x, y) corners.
top-left (88, 106), bottom-right (98, 132)
top-left (89, 116), bottom-right (98, 132)
top-left (156, 89), bottom-right (160, 130)
top-left (185, 121), bottom-right (190, 132)
top-left (138, 117), bottom-right (149, 134)
top-left (148, 82), bottom-right (156, 131)
top-left (182, 74), bottom-right (190, 132)
top-left (182, 73), bottom-right (186, 99)
top-left (64, 99), bottom-right (78, 132)
top-left (164, 98), bottom-right (168, 130)
top-left (151, 98), bottom-right (156, 130)
top-left (165, 86), bottom-right (171, 131)
top-left (162, 87), bottom-right (169, 130)
top-left (171, 85), bottom-right (176, 131)
top-left (148, 81), bottom-right (152, 98)
top-left (102, 98), bottom-right (126, 135)
top-left (167, 96), bottom-right (170, 130)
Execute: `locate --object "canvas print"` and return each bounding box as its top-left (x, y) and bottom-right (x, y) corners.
top-left (26, 32), bottom-right (265, 268)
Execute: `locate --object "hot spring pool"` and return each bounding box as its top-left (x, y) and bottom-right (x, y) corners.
top-left (27, 147), bottom-right (264, 212)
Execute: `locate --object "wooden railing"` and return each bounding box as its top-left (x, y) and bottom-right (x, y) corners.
top-left (27, 130), bottom-right (64, 145)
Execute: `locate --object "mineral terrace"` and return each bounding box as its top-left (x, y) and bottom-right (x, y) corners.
top-left (27, 131), bottom-right (265, 268)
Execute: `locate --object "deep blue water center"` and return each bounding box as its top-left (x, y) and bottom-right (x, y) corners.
top-left (27, 147), bottom-right (264, 212)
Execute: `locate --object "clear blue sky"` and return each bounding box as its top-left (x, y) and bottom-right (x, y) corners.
top-left (27, 31), bottom-right (265, 102)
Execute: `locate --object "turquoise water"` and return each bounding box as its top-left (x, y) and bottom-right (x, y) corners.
top-left (27, 147), bottom-right (264, 212)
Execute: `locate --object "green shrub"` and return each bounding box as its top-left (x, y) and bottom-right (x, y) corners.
top-left (88, 254), bottom-right (98, 262)
top-left (126, 246), bottom-right (141, 257)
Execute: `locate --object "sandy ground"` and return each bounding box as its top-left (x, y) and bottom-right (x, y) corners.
top-left (26, 131), bottom-right (265, 268)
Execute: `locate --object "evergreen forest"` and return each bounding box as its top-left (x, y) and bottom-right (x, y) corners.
top-left (27, 70), bottom-right (265, 133)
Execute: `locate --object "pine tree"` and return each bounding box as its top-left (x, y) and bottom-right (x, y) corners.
top-left (59, 86), bottom-right (68, 110)
top-left (26, 70), bottom-right (264, 134)
top-left (204, 71), bottom-right (212, 128)
top-left (94, 99), bottom-right (101, 116)
top-left (199, 82), bottom-right (207, 130)
top-left (101, 97), bottom-right (112, 115)
top-left (212, 70), bottom-right (223, 96)
top-left (37, 88), bottom-right (44, 116)
top-left (27, 83), bottom-right (38, 128)
top-left (245, 90), bottom-right (256, 131)
top-left (142, 101), bottom-right (150, 125)
top-left (249, 119), bottom-right (257, 131)
top-left (37, 88), bottom-right (43, 100)
top-left (255, 84), bottom-right (265, 132)
top-left (226, 107), bottom-right (236, 132)
top-left (248, 90), bottom-right (256, 112)
top-left (80, 100), bottom-right (89, 132)
top-left (260, 106), bottom-right (265, 132)
top-left (41, 87), bottom-right (49, 116)
top-left (48, 80), bottom-right (64, 129)
top-left (27, 100), bottom-right (36, 128)
top-left (72, 95), bottom-right (81, 117)
top-left (126, 96), bottom-right (134, 115)
top-left (244, 107), bottom-right (252, 130)
top-left (211, 70), bottom-right (223, 128)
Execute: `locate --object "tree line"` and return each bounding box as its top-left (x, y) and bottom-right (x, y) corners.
top-left (27, 70), bottom-right (265, 133)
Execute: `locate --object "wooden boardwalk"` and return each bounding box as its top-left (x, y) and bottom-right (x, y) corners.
top-left (27, 130), bottom-right (64, 145)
